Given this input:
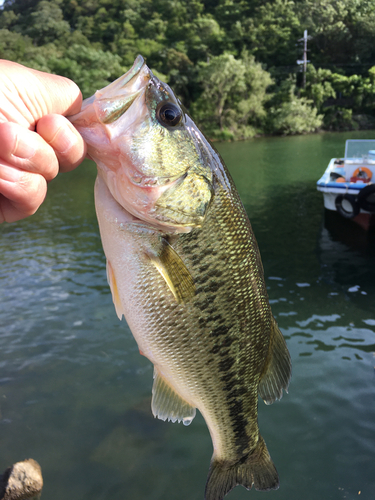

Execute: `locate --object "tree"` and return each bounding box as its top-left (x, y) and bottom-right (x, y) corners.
top-left (302, 65), bottom-right (336, 110)
top-left (0, 29), bottom-right (31, 61)
top-left (299, 0), bottom-right (375, 68)
top-left (42, 44), bottom-right (125, 98)
top-left (244, 0), bottom-right (301, 67)
top-left (270, 86), bottom-right (323, 134)
top-left (25, 0), bottom-right (70, 45)
top-left (300, 64), bottom-right (375, 130)
top-left (191, 52), bottom-right (273, 140)
top-left (0, 0), bottom-right (374, 138)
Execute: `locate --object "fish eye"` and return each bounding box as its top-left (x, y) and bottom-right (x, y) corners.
top-left (156, 102), bottom-right (182, 127)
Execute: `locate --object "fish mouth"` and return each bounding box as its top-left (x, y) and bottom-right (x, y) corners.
top-left (69, 55), bottom-right (150, 129)
top-left (93, 56), bottom-right (151, 126)
top-left (119, 55), bottom-right (146, 87)
top-left (96, 55), bottom-right (148, 99)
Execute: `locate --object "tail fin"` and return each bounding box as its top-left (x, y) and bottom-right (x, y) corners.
top-left (205, 435), bottom-right (279, 500)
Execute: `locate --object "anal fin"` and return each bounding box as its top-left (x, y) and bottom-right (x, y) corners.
top-left (152, 368), bottom-right (196, 426)
top-left (258, 318), bottom-right (292, 405)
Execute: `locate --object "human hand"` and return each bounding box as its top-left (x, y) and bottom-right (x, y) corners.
top-left (0, 60), bottom-right (86, 223)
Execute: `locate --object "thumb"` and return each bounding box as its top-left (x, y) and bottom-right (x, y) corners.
top-left (0, 60), bottom-right (83, 124)
top-left (31, 67), bottom-right (83, 117)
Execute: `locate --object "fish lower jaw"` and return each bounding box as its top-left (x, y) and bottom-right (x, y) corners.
top-left (95, 174), bottom-right (141, 226)
top-left (95, 174), bottom-right (191, 235)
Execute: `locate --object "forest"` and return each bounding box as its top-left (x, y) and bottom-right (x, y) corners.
top-left (1, 0), bottom-right (375, 140)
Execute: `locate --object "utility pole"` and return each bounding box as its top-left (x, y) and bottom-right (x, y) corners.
top-left (297, 30), bottom-right (311, 88)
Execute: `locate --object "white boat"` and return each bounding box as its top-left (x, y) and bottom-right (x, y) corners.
top-left (317, 139), bottom-right (375, 229)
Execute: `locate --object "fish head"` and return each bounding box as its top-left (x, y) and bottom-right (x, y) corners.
top-left (70, 55), bottom-right (214, 233)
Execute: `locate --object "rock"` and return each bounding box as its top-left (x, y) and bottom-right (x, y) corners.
top-left (0, 459), bottom-right (43, 500)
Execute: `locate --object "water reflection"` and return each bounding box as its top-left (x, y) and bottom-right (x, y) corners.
top-left (323, 209), bottom-right (375, 253)
top-left (266, 276), bottom-right (375, 362)
top-left (318, 210), bottom-right (375, 289)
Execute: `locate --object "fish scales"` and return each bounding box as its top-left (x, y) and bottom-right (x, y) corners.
top-left (70, 55), bottom-right (291, 500)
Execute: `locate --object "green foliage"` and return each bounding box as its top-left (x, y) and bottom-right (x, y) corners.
top-left (25, 0), bottom-right (70, 45)
top-left (0, 29), bottom-right (32, 61)
top-left (302, 65), bottom-right (336, 110)
top-left (0, 32), bottom-right (124, 97)
top-left (191, 52), bottom-right (273, 140)
top-left (298, 0), bottom-right (375, 67)
top-left (301, 64), bottom-right (375, 130)
top-left (158, 48), bottom-right (195, 104)
top-left (270, 87), bottom-right (323, 135)
top-left (246, 0), bottom-right (302, 67)
top-left (323, 107), bottom-right (357, 131)
top-left (44, 44), bottom-right (125, 98)
top-left (0, 0), bottom-right (374, 138)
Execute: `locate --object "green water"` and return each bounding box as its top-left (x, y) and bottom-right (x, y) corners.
top-left (1, 130), bottom-right (374, 500)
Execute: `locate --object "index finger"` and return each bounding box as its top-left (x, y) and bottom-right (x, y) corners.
top-left (37, 114), bottom-right (87, 173)
top-left (0, 121), bottom-right (58, 181)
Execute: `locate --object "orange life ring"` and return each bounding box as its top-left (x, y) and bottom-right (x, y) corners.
top-left (351, 167), bottom-right (372, 182)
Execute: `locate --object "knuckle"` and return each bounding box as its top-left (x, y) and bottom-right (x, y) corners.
top-left (0, 122), bottom-right (17, 157)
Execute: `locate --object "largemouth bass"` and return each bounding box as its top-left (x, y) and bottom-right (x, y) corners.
top-left (70, 55), bottom-right (291, 500)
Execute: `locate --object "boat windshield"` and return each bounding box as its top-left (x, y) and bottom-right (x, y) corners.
top-left (345, 140), bottom-right (375, 160)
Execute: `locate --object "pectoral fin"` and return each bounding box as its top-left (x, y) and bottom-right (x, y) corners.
top-left (146, 237), bottom-right (195, 304)
top-left (152, 368), bottom-right (196, 426)
top-left (258, 318), bottom-right (292, 405)
top-left (106, 260), bottom-right (125, 320)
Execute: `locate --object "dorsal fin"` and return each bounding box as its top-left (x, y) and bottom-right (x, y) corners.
top-left (152, 368), bottom-right (196, 426)
top-left (258, 318), bottom-right (292, 405)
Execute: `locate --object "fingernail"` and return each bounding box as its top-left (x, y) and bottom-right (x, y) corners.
top-left (0, 164), bottom-right (23, 182)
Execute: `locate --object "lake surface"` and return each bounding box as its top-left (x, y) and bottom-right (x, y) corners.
top-left (1, 130), bottom-right (374, 500)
